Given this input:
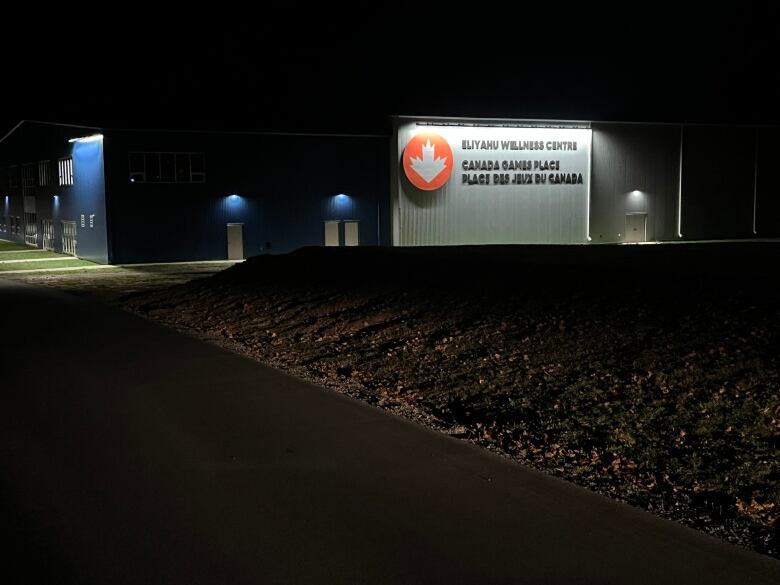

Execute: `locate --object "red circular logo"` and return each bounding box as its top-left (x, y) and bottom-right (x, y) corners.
top-left (402, 132), bottom-right (453, 191)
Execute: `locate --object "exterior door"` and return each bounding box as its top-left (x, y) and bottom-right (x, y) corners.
top-left (61, 220), bottom-right (77, 256)
top-left (344, 221), bottom-right (359, 246)
top-left (24, 212), bottom-right (38, 246)
top-left (324, 221), bottom-right (340, 246)
top-left (42, 219), bottom-right (54, 250)
top-left (625, 213), bottom-right (647, 243)
top-left (227, 223), bottom-right (244, 260)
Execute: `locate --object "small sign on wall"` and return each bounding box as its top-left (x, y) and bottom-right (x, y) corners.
top-left (80, 214), bottom-right (85, 228)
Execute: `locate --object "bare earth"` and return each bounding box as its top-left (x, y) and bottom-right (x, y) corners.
top-left (2, 263), bottom-right (234, 303)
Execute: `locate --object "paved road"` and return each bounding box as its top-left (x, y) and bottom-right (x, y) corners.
top-left (1, 279), bottom-right (779, 585)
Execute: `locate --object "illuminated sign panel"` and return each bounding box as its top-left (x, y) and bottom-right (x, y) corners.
top-left (396, 121), bottom-right (592, 245)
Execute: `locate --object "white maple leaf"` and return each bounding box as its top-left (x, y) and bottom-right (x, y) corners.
top-left (410, 139), bottom-right (447, 183)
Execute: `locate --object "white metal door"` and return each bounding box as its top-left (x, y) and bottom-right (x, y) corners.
top-left (61, 220), bottom-right (77, 255)
top-left (24, 212), bottom-right (38, 246)
top-left (344, 221), bottom-right (359, 246)
top-left (625, 213), bottom-right (647, 243)
top-left (324, 221), bottom-right (340, 246)
top-left (42, 219), bottom-right (54, 250)
top-left (227, 223), bottom-right (244, 260)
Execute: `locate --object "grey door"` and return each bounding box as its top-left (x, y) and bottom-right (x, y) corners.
top-left (324, 221), bottom-right (340, 246)
top-left (625, 213), bottom-right (647, 243)
top-left (227, 223), bottom-right (244, 260)
top-left (344, 221), bottom-right (359, 246)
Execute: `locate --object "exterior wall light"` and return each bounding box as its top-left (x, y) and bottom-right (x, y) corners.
top-left (68, 134), bottom-right (104, 143)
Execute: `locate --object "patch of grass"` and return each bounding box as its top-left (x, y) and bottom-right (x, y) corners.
top-left (0, 240), bottom-right (33, 252)
top-left (0, 251), bottom-right (69, 261)
top-left (0, 259), bottom-right (97, 272)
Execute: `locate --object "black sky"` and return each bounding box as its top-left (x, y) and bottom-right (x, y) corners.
top-left (2, 3), bottom-right (777, 136)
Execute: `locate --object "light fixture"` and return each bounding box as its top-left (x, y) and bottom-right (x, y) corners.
top-left (68, 133), bottom-right (103, 143)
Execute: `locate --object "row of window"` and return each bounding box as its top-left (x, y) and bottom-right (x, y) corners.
top-left (4, 158), bottom-right (73, 190)
top-left (3, 151), bottom-right (208, 188)
top-left (129, 152), bottom-right (206, 183)
top-left (1, 216), bottom-right (22, 234)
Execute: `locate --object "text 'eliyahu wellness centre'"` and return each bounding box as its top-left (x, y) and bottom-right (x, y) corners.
top-left (0, 117), bottom-right (777, 264)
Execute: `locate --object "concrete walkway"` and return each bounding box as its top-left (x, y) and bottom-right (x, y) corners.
top-left (1, 278), bottom-right (778, 585)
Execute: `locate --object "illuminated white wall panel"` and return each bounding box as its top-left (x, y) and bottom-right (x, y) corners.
top-left (395, 119), bottom-right (592, 245)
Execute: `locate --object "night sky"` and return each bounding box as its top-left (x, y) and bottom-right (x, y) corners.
top-left (2, 4), bottom-right (777, 136)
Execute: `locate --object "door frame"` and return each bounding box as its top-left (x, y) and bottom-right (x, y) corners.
top-left (624, 212), bottom-right (647, 243)
top-left (226, 222), bottom-right (245, 260)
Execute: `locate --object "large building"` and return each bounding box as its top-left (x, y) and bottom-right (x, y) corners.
top-left (0, 117), bottom-right (777, 264)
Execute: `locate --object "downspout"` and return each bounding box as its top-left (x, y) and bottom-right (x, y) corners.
top-left (677, 125), bottom-right (684, 238)
top-left (752, 128), bottom-right (758, 235)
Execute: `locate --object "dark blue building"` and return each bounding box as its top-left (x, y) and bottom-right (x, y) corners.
top-left (0, 121), bottom-right (391, 264)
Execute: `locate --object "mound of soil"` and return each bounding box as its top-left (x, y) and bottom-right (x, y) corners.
top-left (126, 244), bottom-right (780, 557)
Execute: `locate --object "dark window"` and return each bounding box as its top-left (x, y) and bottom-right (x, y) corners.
top-left (8, 165), bottom-right (19, 188)
top-left (22, 164), bottom-right (36, 195)
top-left (190, 153), bottom-right (205, 182)
top-left (127, 151), bottom-right (205, 183)
top-left (38, 160), bottom-right (51, 187)
top-left (175, 153), bottom-right (189, 182)
top-left (129, 152), bottom-right (145, 182)
top-left (145, 153), bottom-right (161, 182)
top-left (160, 153), bottom-right (175, 182)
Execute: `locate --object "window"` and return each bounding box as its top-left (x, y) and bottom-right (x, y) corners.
top-left (160, 153), bottom-right (175, 182)
top-left (58, 157), bottom-right (74, 186)
top-left (22, 164), bottom-right (36, 195)
top-left (38, 160), bottom-right (51, 186)
top-left (129, 152), bottom-right (145, 182)
top-left (128, 152), bottom-right (206, 183)
top-left (189, 153), bottom-right (205, 182)
top-left (8, 165), bottom-right (19, 188)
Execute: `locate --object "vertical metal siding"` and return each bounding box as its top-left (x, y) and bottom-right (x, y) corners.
top-left (755, 127), bottom-right (780, 236)
top-left (396, 121), bottom-right (591, 246)
top-left (680, 126), bottom-right (755, 240)
top-left (590, 124), bottom-right (680, 243)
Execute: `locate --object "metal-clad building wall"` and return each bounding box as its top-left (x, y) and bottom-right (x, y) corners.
top-left (394, 118), bottom-right (591, 246)
top-left (590, 124), bottom-right (680, 243)
top-left (0, 123), bottom-right (109, 263)
top-left (104, 132), bottom-right (390, 264)
top-left (680, 126), bottom-right (755, 240)
top-left (755, 128), bottom-right (780, 236)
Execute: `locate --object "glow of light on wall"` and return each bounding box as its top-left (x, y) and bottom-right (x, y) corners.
top-left (333, 193), bottom-right (351, 205)
top-left (68, 133), bottom-right (103, 143)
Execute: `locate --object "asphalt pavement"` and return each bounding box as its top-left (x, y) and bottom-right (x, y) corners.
top-left (1, 278), bottom-right (779, 584)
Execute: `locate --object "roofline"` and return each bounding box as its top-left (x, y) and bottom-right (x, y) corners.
top-left (394, 114), bottom-right (780, 130)
top-left (0, 121), bottom-right (25, 145)
top-left (104, 127), bottom-right (389, 139)
top-left (0, 119), bottom-right (104, 146)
